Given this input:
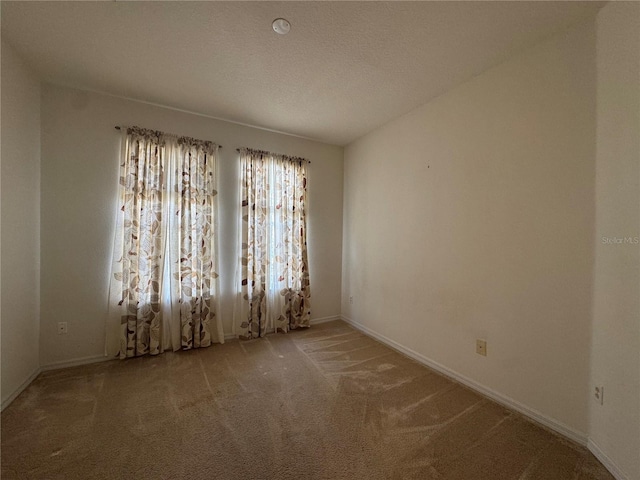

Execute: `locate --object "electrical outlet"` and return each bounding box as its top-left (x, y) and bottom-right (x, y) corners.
top-left (476, 339), bottom-right (487, 356)
top-left (57, 322), bottom-right (68, 335)
top-left (349, 296), bottom-right (353, 304)
top-left (594, 386), bottom-right (604, 405)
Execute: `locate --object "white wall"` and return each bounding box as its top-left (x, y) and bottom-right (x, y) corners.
top-left (590, 3), bottom-right (640, 479)
top-left (1, 40), bottom-right (41, 406)
top-left (342, 21), bottom-right (596, 438)
top-left (40, 85), bottom-right (343, 366)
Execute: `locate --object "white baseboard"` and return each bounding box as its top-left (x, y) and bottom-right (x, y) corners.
top-left (587, 439), bottom-right (629, 480)
top-left (1, 366), bottom-right (42, 412)
top-left (340, 315), bottom-right (588, 446)
top-left (40, 354), bottom-right (113, 372)
top-left (310, 315), bottom-right (341, 325)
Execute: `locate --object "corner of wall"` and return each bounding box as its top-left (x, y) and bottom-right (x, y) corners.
top-left (588, 2), bottom-right (640, 479)
top-left (0, 39), bottom-right (43, 410)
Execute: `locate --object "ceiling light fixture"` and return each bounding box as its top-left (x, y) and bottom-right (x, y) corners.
top-left (272, 18), bottom-right (291, 35)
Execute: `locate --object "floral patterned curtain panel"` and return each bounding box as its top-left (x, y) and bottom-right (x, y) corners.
top-left (234, 148), bottom-right (311, 339)
top-left (108, 127), bottom-right (222, 359)
top-left (168, 137), bottom-right (223, 350)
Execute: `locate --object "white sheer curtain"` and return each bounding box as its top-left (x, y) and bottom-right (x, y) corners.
top-left (233, 148), bottom-right (311, 339)
top-left (107, 126), bottom-right (223, 358)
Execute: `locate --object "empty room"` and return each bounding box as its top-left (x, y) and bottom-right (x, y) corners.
top-left (1, 1), bottom-right (638, 479)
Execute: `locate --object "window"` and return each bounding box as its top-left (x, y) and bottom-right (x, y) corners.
top-left (108, 126), bottom-right (223, 358)
top-left (234, 148), bottom-right (311, 339)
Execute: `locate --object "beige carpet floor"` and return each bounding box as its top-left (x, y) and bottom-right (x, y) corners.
top-left (2, 320), bottom-right (614, 480)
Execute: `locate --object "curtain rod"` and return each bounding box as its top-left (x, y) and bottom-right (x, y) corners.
top-left (115, 126), bottom-right (222, 149)
top-left (236, 147), bottom-right (311, 164)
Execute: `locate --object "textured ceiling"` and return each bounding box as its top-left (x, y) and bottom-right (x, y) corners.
top-left (1, 1), bottom-right (604, 145)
